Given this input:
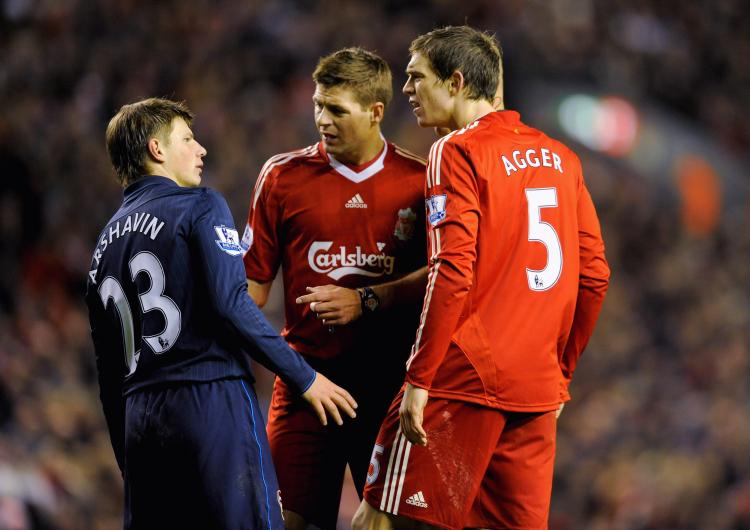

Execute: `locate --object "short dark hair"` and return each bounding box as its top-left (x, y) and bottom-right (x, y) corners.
top-left (410, 26), bottom-right (501, 101)
top-left (105, 98), bottom-right (194, 187)
top-left (313, 47), bottom-right (393, 108)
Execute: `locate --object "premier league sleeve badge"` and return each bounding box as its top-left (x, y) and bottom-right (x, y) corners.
top-left (425, 194), bottom-right (447, 226)
top-left (214, 225), bottom-right (244, 256)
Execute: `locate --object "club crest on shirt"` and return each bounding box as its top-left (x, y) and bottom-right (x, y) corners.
top-left (426, 194), bottom-right (447, 226)
top-left (214, 225), bottom-right (243, 256)
top-left (240, 223), bottom-right (253, 252)
top-left (394, 207), bottom-right (416, 241)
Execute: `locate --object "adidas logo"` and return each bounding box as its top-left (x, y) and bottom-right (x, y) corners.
top-left (405, 491), bottom-right (428, 508)
top-left (345, 193), bottom-right (368, 209)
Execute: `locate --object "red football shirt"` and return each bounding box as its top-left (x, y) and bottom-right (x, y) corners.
top-left (406, 111), bottom-right (610, 411)
top-left (243, 141), bottom-right (427, 362)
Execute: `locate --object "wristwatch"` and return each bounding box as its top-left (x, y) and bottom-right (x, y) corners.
top-left (357, 286), bottom-right (380, 314)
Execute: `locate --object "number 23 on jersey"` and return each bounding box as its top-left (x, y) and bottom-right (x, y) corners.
top-left (98, 251), bottom-right (182, 376)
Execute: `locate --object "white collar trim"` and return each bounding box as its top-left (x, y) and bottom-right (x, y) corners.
top-left (328, 139), bottom-right (388, 183)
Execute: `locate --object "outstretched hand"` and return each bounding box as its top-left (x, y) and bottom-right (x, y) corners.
top-left (399, 383), bottom-right (428, 446)
top-left (296, 285), bottom-right (362, 326)
top-left (301, 372), bottom-right (358, 426)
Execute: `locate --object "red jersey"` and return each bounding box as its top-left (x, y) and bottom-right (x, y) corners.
top-left (243, 141), bottom-right (427, 362)
top-left (406, 111), bottom-right (610, 411)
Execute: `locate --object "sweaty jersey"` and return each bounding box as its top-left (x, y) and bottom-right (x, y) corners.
top-left (85, 176), bottom-right (315, 467)
top-left (243, 141), bottom-right (426, 362)
top-left (406, 111), bottom-right (610, 411)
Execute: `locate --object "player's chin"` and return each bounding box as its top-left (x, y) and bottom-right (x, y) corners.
top-left (323, 142), bottom-right (341, 156)
top-left (188, 172), bottom-right (202, 187)
top-left (416, 116), bottom-right (438, 128)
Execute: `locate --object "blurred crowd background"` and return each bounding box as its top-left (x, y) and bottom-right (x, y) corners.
top-left (1, 0), bottom-right (749, 529)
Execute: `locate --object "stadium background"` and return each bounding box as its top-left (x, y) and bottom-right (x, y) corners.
top-left (1, 1), bottom-right (748, 528)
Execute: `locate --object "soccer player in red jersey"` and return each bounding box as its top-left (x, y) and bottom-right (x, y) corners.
top-left (354, 26), bottom-right (610, 530)
top-left (242, 48), bottom-right (428, 529)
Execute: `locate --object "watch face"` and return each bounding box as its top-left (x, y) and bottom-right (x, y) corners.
top-left (365, 298), bottom-right (379, 311)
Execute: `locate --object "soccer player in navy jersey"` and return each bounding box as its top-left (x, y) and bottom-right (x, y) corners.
top-left (85, 98), bottom-right (357, 530)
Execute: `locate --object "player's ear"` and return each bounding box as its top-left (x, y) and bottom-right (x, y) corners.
top-left (147, 137), bottom-right (166, 163)
top-left (448, 70), bottom-right (465, 97)
top-left (370, 102), bottom-right (385, 125)
top-left (493, 71), bottom-right (505, 110)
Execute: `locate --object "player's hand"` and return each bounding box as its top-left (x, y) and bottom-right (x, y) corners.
top-left (556, 403), bottom-right (565, 419)
top-left (301, 372), bottom-right (358, 426)
top-left (295, 285), bottom-right (361, 326)
top-left (399, 383), bottom-right (428, 446)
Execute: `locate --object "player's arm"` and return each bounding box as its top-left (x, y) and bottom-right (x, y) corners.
top-left (295, 266), bottom-right (428, 326)
top-left (558, 184), bottom-right (610, 397)
top-left (86, 291), bottom-right (126, 473)
top-left (247, 279), bottom-right (272, 308)
top-left (194, 191), bottom-right (357, 425)
top-left (405, 140), bottom-right (479, 390)
top-left (242, 162), bottom-right (282, 308)
top-left (402, 140), bottom-right (480, 444)
top-left (369, 266), bottom-right (428, 311)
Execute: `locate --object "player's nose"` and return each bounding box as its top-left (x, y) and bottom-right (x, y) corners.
top-left (315, 110), bottom-right (332, 127)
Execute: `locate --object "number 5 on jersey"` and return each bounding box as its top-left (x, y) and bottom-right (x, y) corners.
top-left (367, 444), bottom-right (385, 485)
top-left (525, 188), bottom-right (562, 292)
top-left (98, 251), bottom-right (182, 376)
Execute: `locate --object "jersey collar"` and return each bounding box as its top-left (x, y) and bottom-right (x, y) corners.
top-left (124, 175), bottom-right (177, 195)
top-left (487, 110), bottom-right (522, 127)
top-left (322, 136), bottom-right (388, 183)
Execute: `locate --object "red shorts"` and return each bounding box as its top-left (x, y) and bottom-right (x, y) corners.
top-left (363, 389), bottom-right (557, 530)
top-left (267, 371), bottom-right (401, 530)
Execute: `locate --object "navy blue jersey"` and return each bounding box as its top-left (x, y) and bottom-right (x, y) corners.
top-left (85, 176), bottom-right (315, 469)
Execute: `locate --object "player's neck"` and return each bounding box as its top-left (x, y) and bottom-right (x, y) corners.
top-left (451, 99), bottom-right (496, 130)
top-left (143, 162), bottom-right (167, 181)
top-left (143, 163), bottom-right (186, 188)
top-left (143, 164), bottom-right (176, 185)
top-left (336, 133), bottom-right (384, 167)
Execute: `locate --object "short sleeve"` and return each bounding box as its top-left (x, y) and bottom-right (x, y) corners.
top-left (243, 164), bottom-right (283, 282)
